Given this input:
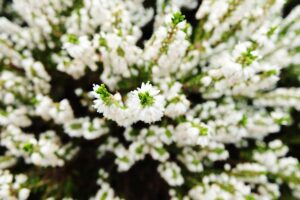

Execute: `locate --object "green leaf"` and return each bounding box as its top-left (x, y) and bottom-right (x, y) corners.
top-left (23, 143), bottom-right (34, 154)
top-left (117, 46), bottom-right (125, 57)
top-left (172, 12), bottom-right (185, 25)
top-left (96, 84), bottom-right (113, 105)
top-left (138, 91), bottom-right (154, 107)
top-left (67, 34), bottom-right (79, 44)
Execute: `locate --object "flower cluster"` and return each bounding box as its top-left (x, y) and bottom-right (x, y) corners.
top-left (1, 125), bottom-right (78, 167)
top-left (1, 0), bottom-right (300, 199)
top-left (92, 82), bottom-right (165, 126)
top-left (0, 170), bottom-right (30, 200)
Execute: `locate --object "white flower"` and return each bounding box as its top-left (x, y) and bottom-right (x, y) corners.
top-left (35, 95), bottom-right (53, 121)
top-left (150, 145), bottom-right (170, 162)
top-left (18, 188), bottom-right (30, 200)
top-left (64, 117), bottom-right (88, 138)
top-left (165, 95), bottom-right (190, 119)
top-left (0, 153), bottom-right (17, 169)
top-left (90, 183), bottom-right (122, 200)
top-left (201, 76), bottom-right (212, 86)
top-left (127, 82), bottom-right (165, 123)
top-left (174, 121), bottom-right (210, 146)
top-left (82, 118), bottom-right (109, 140)
top-left (158, 162), bottom-right (184, 186)
top-left (15, 174), bottom-right (27, 184)
top-left (50, 99), bottom-right (74, 124)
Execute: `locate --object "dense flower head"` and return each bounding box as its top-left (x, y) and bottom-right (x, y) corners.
top-left (1, 0), bottom-right (300, 199)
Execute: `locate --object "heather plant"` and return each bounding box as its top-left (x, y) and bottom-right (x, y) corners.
top-left (1, 0), bottom-right (300, 199)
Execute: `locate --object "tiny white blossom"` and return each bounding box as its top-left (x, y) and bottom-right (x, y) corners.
top-left (127, 82), bottom-right (165, 123)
